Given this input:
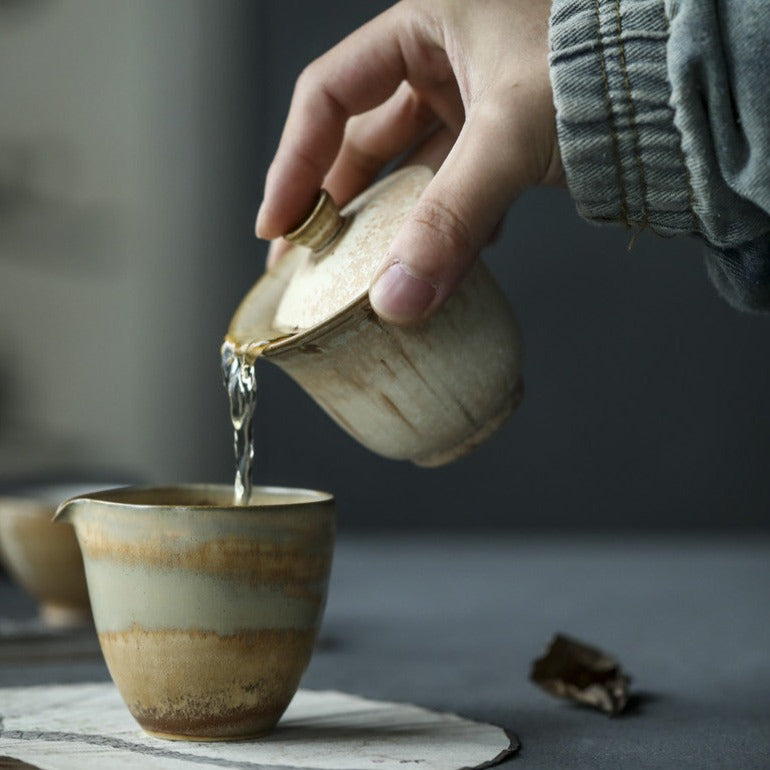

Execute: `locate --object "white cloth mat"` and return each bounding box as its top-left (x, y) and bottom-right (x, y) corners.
top-left (0, 682), bottom-right (517, 770)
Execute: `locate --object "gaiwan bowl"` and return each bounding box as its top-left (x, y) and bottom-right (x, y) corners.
top-left (55, 484), bottom-right (335, 741)
top-left (0, 483), bottom-right (112, 627)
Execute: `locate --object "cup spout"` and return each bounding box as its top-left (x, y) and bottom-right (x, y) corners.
top-left (53, 496), bottom-right (86, 524)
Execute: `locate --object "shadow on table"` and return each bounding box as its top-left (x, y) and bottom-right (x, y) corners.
top-left (620, 691), bottom-right (660, 718)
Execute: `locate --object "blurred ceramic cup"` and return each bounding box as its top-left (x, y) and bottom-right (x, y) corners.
top-left (0, 483), bottom-right (119, 627)
top-left (55, 484), bottom-right (335, 741)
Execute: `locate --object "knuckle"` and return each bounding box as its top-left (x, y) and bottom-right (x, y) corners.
top-left (292, 144), bottom-right (327, 179)
top-left (411, 197), bottom-right (473, 261)
top-left (294, 62), bottom-right (346, 118)
top-left (401, 88), bottom-right (436, 128)
top-left (294, 62), bottom-right (321, 97)
top-left (348, 141), bottom-right (385, 177)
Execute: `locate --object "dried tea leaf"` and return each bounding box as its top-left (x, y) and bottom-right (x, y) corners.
top-left (530, 633), bottom-right (631, 716)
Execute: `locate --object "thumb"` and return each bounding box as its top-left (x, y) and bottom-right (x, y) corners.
top-left (369, 106), bottom-right (526, 325)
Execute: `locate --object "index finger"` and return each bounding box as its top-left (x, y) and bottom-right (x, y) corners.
top-left (256, 6), bottom-right (411, 240)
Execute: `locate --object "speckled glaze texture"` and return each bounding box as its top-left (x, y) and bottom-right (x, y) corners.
top-left (0, 496), bottom-right (91, 627)
top-left (56, 485), bottom-right (335, 741)
top-left (274, 272), bottom-right (521, 467)
top-left (227, 167), bottom-right (523, 467)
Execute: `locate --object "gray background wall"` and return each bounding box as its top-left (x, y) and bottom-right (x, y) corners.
top-left (1, 0), bottom-right (768, 531)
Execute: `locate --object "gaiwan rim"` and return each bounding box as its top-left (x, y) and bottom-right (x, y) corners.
top-left (53, 483), bottom-right (334, 520)
top-left (225, 278), bottom-right (373, 362)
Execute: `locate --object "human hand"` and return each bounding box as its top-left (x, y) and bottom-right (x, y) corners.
top-left (256, 0), bottom-right (562, 325)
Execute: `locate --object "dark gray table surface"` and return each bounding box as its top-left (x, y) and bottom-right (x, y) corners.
top-left (2, 533), bottom-right (769, 769)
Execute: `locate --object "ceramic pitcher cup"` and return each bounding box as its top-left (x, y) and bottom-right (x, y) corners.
top-left (56, 484), bottom-right (335, 741)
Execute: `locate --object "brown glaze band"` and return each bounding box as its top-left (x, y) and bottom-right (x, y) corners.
top-left (99, 626), bottom-right (317, 740)
top-left (77, 527), bottom-right (333, 584)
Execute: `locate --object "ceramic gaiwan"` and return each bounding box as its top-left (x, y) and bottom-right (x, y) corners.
top-left (226, 165), bottom-right (523, 467)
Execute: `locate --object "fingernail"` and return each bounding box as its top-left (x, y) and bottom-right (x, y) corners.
top-left (255, 201), bottom-right (267, 238)
top-left (370, 263), bottom-right (437, 324)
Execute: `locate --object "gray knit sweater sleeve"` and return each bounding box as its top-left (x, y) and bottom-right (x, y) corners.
top-left (549, 0), bottom-right (770, 311)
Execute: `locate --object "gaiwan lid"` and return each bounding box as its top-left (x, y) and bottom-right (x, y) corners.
top-left (272, 165), bottom-right (433, 333)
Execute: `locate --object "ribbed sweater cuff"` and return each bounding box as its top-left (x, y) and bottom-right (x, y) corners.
top-left (549, 0), bottom-right (696, 235)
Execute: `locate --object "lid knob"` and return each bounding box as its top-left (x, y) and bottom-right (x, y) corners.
top-left (284, 190), bottom-right (346, 252)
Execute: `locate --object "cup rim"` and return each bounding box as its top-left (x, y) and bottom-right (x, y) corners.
top-left (0, 483), bottom-right (132, 520)
top-left (55, 483), bottom-right (334, 517)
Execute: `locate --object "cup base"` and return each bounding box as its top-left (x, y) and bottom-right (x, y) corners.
top-left (143, 726), bottom-right (275, 742)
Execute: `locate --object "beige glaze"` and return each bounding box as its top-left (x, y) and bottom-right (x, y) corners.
top-left (227, 166), bottom-right (523, 467)
top-left (0, 488), bottom-right (94, 627)
top-left (56, 484), bottom-right (335, 740)
top-left (273, 167), bottom-right (433, 332)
